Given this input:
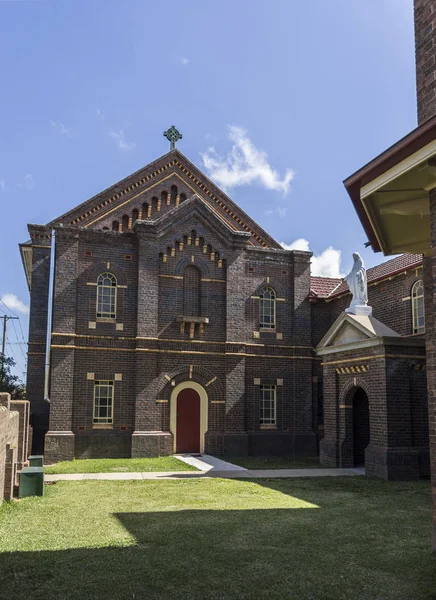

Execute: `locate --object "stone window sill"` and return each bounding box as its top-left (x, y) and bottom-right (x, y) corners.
top-left (176, 316), bottom-right (209, 324)
top-left (260, 424), bottom-right (277, 430)
top-left (92, 424), bottom-right (113, 430)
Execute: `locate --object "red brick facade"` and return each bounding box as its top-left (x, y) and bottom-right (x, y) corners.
top-left (22, 143), bottom-right (432, 469)
top-left (24, 156), bottom-right (319, 462)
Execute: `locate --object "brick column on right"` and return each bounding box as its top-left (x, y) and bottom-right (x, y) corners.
top-left (425, 188), bottom-right (436, 550)
top-left (415, 0), bottom-right (436, 125)
top-left (415, 0), bottom-right (436, 550)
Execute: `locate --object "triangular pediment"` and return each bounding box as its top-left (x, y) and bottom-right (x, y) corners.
top-left (135, 194), bottom-right (251, 249)
top-left (45, 149), bottom-right (280, 249)
top-left (316, 312), bottom-right (400, 354)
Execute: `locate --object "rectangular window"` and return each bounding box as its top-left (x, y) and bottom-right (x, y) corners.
top-left (260, 385), bottom-right (276, 426)
top-left (93, 380), bottom-right (114, 424)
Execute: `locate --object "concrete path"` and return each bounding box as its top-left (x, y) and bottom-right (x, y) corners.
top-left (45, 467), bottom-right (364, 482)
top-left (174, 453), bottom-right (247, 472)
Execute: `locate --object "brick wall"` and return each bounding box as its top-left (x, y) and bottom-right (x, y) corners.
top-left (36, 200), bottom-right (318, 461)
top-left (425, 189), bottom-right (436, 549)
top-left (319, 339), bottom-right (427, 480)
top-left (415, 0), bottom-right (436, 124)
top-left (0, 393), bottom-right (30, 504)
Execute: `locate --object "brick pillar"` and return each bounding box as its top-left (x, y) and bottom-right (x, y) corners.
top-left (424, 188), bottom-right (436, 549)
top-left (132, 232), bottom-right (172, 456)
top-left (415, 0), bottom-right (436, 125)
top-left (223, 249), bottom-right (248, 455)
top-left (291, 250), bottom-right (317, 454)
top-left (319, 365), bottom-right (340, 467)
top-left (45, 228), bottom-right (79, 463)
top-left (10, 400), bottom-right (30, 470)
top-left (3, 445), bottom-right (16, 501)
top-left (27, 227), bottom-right (52, 454)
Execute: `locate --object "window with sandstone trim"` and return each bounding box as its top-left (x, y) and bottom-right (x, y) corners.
top-left (96, 273), bottom-right (117, 319)
top-left (260, 385), bottom-right (276, 425)
top-left (93, 380), bottom-right (114, 424)
top-left (412, 280), bottom-right (425, 334)
top-left (259, 286), bottom-right (276, 329)
top-left (183, 266), bottom-right (201, 316)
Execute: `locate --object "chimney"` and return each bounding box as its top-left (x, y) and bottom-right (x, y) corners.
top-left (415, 0), bottom-right (436, 125)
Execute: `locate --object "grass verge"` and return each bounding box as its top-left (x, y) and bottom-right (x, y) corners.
top-left (44, 456), bottom-right (197, 474)
top-left (0, 477), bottom-right (434, 599)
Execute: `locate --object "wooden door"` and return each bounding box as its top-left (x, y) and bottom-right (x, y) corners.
top-left (176, 388), bottom-right (201, 453)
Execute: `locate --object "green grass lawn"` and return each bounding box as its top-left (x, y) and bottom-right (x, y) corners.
top-left (223, 455), bottom-right (327, 469)
top-left (44, 456), bottom-right (198, 474)
top-left (0, 478), bottom-right (434, 600)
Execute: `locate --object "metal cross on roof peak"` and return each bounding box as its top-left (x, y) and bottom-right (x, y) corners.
top-left (163, 125), bottom-right (183, 150)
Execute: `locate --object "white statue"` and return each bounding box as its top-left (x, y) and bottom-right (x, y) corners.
top-left (344, 252), bottom-right (372, 316)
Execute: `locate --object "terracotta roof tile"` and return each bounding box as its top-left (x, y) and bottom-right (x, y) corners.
top-left (310, 277), bottom-right (342, 298)
top-left (310, 254), bottom-right (423, 299)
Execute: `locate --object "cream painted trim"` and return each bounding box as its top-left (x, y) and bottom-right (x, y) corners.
top-left (317, 337), bottom-right (385, 356)
top-left (360, 138), bottom-right (436, 199)
top-left (170, 381), bottom-right (208, 453)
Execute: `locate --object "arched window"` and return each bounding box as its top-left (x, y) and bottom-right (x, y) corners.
top-left (97, 273), bottom-right (117, 319)
top-left (183, 266), bottom-right (201, 317)
top-left (171, 185), bottom-right (177, 204)
top-left (112, 220), bottom-right (119, 232)
top-left (122, 215), bottom-right (129, 231)
top-left (259, 286), bottom-right (276, 329)
top-left (412, 280), bottom-right (425, 334)
top-left (132, 208), bottom-right (139, 224)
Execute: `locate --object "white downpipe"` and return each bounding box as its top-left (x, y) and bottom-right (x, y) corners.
top-left (43, 229), bottom-right (55, 402)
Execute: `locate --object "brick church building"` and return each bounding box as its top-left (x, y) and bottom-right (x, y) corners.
top-left (20, 139), bottom-right (430, 477)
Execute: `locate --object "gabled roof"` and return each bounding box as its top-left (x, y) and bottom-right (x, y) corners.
top-left (316, 311), bottom-right (400, 356)
top-left (310, 253), bottom-right (423, 300)
top-left (45, 148), bottom-right (281, 249)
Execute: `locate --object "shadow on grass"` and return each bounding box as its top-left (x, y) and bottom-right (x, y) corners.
top-left (1, 483), bottom-right (435, 600)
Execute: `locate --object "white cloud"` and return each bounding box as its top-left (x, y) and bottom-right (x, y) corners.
top-left (0, 180), bottom-right (5, 192)
top-left (96, 108), bottom-right (106, 121)
top-left (201, 125), bottom-right (294, 194)
top-left (1, 293), bottom-right (29, 315)
top-left (108, 129), bottom-right (136, 152)
top-left (281, 238), bottom-right (344, 278)
top-left (265, 206), bottom-right (287, 217)
top-left (179, 57), bottom-right (190, 66)
top-left (50, 120), bottom-right (72, 137)
top-left (17, 173), bottom-right (34, 191)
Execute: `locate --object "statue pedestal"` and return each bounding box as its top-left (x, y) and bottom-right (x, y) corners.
top-left (345, 304), bottom-right (372, 316)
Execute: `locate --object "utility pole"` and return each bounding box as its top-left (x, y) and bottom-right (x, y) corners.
top-left (1, 315), bottom-right (19, 380)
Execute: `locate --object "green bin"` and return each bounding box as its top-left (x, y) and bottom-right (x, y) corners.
top-left (19, 467), bottom-right (44, 498)
top-left (28, 455), bottom-right (44, 467)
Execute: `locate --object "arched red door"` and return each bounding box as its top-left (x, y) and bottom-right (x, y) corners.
top-left (176, 388), bottom-right (201, 453)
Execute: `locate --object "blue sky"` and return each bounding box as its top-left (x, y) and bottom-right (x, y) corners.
top-left (0, 0), bottom-right (416, 377)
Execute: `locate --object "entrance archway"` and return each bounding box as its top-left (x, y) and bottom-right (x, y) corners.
top-left (170, 381), bottom-right (208, 454)
top-left (176, 388), bottom-right (200, 453)
top-left (352, 388), bottom-right (370, 467)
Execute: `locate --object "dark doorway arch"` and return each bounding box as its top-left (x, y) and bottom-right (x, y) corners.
top-left (176, 388), bottom-right (200, 453)
top-left (352, 388), bottom-right (370, 467)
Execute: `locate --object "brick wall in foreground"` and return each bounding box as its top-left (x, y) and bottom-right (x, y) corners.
top-left (0, 393), bottom-right (31, 504)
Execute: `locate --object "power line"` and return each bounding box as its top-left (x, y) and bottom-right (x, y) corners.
top-left (9, 318), bottom-right (27, 365)
top-left (0, 297), bottom-right (19, 318)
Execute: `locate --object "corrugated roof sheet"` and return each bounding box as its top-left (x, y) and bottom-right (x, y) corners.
top-left (310, 254), bottom-right (423, 299)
